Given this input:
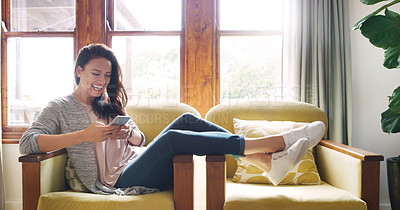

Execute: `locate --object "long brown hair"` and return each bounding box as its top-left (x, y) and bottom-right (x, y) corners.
top-left (74, 43), bottom-right (127, 121)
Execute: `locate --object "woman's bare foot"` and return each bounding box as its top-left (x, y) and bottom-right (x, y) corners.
top-left (244, 136), bottom-right (286, 155)
top-left (240, 153), bottom-right (272, 173)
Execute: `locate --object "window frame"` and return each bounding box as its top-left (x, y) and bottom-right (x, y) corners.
top-left (1, 0), bottom-right (283, 143)
top-left (106, 0), bottom-right (183, 103)
top-left (217, 0), bottom-right (284, 102)
top-left (1, 0), bottom-right (75, 142)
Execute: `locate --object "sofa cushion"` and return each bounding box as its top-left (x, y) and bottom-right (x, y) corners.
top-left (232, 118), bottom-right (321, 185)
top-left (38, 190), bottom-right (174, 210)
top-left (126, 101), bottom-right (201, 145)
top-left (224, 179), bottom-right (366, 210)
top-left (65, 157), bottom-right (90, 192)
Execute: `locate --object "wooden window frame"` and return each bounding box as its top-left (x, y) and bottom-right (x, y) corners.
top-left (0, 31), bottom-right (74, 142)
top-left (216, 0), bottom-right (284, 103)
top-left (1, 0), bottom-right (281, 143)
top-left (0, 0), bottom-right (220, 143)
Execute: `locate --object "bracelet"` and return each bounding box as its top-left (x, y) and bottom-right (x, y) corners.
top-left (129, 129), bottom-right (135, 139)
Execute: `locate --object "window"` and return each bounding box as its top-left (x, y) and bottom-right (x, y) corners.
top-left (7, 37), bottom-right (74, 126)
top-left (1, 0), bottom-right (285, 141)
top-left (2, 0), bottom-right (75, 132)
top-left (112, 36), bottom-right (180, 102)
top-left (110, 0), bottom-right (181, 103)
top-left (219, 0), bottom-right (284, 103)
top-left (10, 0), bottom-right (75, 32)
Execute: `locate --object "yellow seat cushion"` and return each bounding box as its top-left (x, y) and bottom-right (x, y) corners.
top-left (224, 179), bottom-right (366, 210)
top-left (38, 190), bottom-right (174, 210)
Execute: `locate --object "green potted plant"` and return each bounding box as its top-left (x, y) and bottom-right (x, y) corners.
top-left (353, 0), bottom-right (400, 209)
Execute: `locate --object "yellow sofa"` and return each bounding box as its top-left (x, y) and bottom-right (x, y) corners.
top-left (18, 101), bottom-right (200, 210)
top-left (204, 100), bottom-right (384, 210)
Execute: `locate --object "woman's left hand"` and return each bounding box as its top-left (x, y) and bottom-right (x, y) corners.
top-left (110, 124), bottom-right (132, 140)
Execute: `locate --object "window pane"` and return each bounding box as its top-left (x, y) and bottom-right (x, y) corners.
top-left (220, 36), bottom-right (282, 103)
top-left (112, 36), bottom-right (180, 102)
top-left (11, 0), bottom-right (75, 31)
top-left (220, 0), bottom-right (283, 30)
top-left (7, 37), bottom-right (74, 126)
top-left (114, 0), bottom-right (181, 31)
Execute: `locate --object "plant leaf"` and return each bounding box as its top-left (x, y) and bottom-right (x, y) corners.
top-left (385, 7), bottom-right (400, 17)
top-left (397, 155), bottom-right (400, 167)
top-left (353, 0), bottom-right (400, 30)
top-left (353, 13), bottom-right (378, 30)
top-left (388, 86), bottom-right (400, 113)
top-left (381, 108), bottom-right (400, 133)
top-left (360, 10), bottom-right (400, 49)
top-left (384, 46), bottom-right (400, 68)
top-left (362, 0), bottom-right (389, 5)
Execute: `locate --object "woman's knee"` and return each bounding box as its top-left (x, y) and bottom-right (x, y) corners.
top-left (179, 112), bottom-right (199, 120)
top-left (176, 113), bottom-right (200, 124)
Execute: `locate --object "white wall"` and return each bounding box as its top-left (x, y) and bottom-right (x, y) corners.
top-left (2, 144), bottom-right (22, 210)
top-left (349, 1), bottom-right (400, 209)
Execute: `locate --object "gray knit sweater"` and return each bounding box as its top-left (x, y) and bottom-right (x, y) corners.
top-left (19, 94), bottom-right (159, 195)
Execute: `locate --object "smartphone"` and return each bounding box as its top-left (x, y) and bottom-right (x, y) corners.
top-left (110, 115), bottom-right (130, 126)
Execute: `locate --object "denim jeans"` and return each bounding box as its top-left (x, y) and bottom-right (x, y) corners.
top-left (114, 113), bottom-right (245, 190)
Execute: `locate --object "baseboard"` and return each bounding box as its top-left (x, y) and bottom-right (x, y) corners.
top-left (5, 200), bottom-right (22, 210)
top-left (380, 203), bottom-right (391, 210)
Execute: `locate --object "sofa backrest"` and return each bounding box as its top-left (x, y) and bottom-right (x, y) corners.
top-left (126, 101), bottom-right (201, 146)
top-left (205, 100), bottom-right (328, 178)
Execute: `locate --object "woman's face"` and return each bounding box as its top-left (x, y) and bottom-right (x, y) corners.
top-left (76, 57), bottom-right (112, 99)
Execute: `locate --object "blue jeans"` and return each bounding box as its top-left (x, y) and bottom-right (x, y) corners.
top-left (114, 113), bottom-right (245, 190)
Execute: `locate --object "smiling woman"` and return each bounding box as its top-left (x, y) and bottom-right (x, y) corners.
top-left (74, 58), bottom-right (112, 103)
top-left (73, 44), bottom-right (128, 122)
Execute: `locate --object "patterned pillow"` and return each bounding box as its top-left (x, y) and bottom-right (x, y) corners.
top-left (65, 156), bottom-right (90, 192)
top-left (232, 118), bottom-right (321, 185)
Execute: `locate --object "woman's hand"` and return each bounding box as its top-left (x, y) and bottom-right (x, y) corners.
top-left (109, 124), bottom-right (132, 140)
top-left (109, 124), bottom-right (143, 146)
top-left (83, 121), bottom-right (120, 142)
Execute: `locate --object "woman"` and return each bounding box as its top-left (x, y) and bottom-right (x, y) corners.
top-left (20, 43), bottom-right (325, 195)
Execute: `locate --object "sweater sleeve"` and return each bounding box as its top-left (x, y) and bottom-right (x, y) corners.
top-left (127, 119), bottom-right (146, 146)
top-left (19, 101), bottom-right (62, 155)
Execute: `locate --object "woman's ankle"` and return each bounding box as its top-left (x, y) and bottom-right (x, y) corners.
top-left (244, 136), bottom-right (285, 154)
top-left (241, 153), bottom-right (272, 172)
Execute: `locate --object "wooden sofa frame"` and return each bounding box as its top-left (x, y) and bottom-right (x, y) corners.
top-left (19, 150), bottom-right (194, 210)
top-left (206, 140), bottom-right (384, 210)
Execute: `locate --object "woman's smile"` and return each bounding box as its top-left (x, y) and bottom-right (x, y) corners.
top-left (91, 84), bottom-right (105, 93)
top-left (74, 57), bottom-right (112, 104)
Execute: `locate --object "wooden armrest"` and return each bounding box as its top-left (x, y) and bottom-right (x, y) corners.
top-left (18, 149), bottom-right (67, 210)
top-left (19, 149), bottom-right (67, 162)
top-left (206, 155), bottom-right (226, 210)
top-left (319, 140), bottom-right (383, 161)
top-left (173, 154), bottom-right (194, 210)
top-left (318, 140), bottom-right (383, 210)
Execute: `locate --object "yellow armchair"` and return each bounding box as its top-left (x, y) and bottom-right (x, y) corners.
top-left (204, 100), bottom-right (383, 210)
top-left (19, 101), bottom-right (200, 210)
